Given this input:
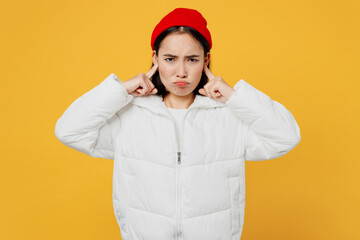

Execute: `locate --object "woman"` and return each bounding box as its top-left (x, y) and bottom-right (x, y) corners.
top-left (55, 7), bottom-right (301, 240)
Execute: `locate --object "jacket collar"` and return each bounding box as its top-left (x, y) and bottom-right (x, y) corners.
top-left (131, 93), bottom-right (226, 110)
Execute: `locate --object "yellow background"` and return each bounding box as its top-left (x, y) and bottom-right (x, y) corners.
top-left (1, 0), bottom-right (359, 239)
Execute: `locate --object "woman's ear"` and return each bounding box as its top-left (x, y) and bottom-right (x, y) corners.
top-left (204, 52), bottom-right (210, 66)
top-left (152, 50), bottom-right (158, 66)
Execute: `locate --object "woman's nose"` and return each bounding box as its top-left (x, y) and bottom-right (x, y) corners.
top-left (176, 62), bottom-right (187, 78)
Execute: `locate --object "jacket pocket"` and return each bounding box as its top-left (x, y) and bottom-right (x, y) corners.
top-left (229, 177), bottom-right (241, 234)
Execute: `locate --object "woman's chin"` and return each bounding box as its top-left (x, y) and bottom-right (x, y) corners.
top-left (171, 89), bottom-right (194, 97)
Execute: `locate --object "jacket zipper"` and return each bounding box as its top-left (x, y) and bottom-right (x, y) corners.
top-left (164, 105), bottom-right (193, 240)
top-left (176, 152), bottom-right (182, 240)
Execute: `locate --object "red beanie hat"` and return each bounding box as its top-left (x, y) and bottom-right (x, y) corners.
top-left (151, 8), bottom-right (212, 51)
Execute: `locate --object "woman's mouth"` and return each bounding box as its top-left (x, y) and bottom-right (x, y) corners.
top-left (175, 82), bottom-right (188, 86)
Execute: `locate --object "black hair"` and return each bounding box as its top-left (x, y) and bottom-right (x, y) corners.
top-left (150, 26), bottom-right (211, 99)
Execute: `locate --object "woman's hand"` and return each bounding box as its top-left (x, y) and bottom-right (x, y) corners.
top-left (121, 63), bottom-right (159, 96)
top-left (198, 65), bottom-right (235, 103)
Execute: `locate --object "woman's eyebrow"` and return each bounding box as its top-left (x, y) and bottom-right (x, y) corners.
top-left (163, 54), bottom-right (200, 58)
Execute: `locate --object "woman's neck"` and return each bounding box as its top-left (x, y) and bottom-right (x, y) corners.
top-left (163, 93), bottom-right (195, 109)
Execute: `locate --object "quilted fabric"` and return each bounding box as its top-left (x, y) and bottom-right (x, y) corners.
top-left (55, 73), bottom-right (301, 240)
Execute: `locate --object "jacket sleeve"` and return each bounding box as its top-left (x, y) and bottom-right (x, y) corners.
top-left (225, 79), bottom-right (301, 161)
top-left (54, 73), bottom-right (134, 159)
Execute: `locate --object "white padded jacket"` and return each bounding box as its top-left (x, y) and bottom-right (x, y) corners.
top-left (55, 73), bottom-right (301, 240)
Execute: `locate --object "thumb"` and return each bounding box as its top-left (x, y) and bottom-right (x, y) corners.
top-left (149, 87), bottom-right (158, 94)
top-left (198, 88), bottom-right (207, 96)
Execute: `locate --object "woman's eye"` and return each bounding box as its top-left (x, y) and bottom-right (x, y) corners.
top-left (164, 58), bottom-right (198, 62)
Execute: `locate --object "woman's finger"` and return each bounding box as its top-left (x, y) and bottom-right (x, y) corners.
top-left (145, 62), bottom-right (159, 79)
top-left (198, 88), bottom-right (208, 96)
top-left (203, 64), bottom-right (216, 81)
top-left (149, 87), bottom-right (158, 94)
top-left (146, 78), bottom-right (156, 92)
top-left (134, 80), bottom-right (146, 95)
top-left (204, 80), bottom-right (216, 99)
top-left (209, 87), bottom-right (217, 99)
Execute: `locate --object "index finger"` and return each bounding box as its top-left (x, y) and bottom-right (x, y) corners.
top-left (145, 62), bottom-right (159, 79)
top-left (203, 64), bottom-right (215, 81)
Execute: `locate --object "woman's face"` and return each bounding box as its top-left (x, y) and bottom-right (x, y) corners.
top-left (153, 32), bottom-right (210, 97)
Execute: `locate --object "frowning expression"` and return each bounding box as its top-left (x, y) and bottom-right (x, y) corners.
top-left (153, 32), bottom-right (210, 97)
